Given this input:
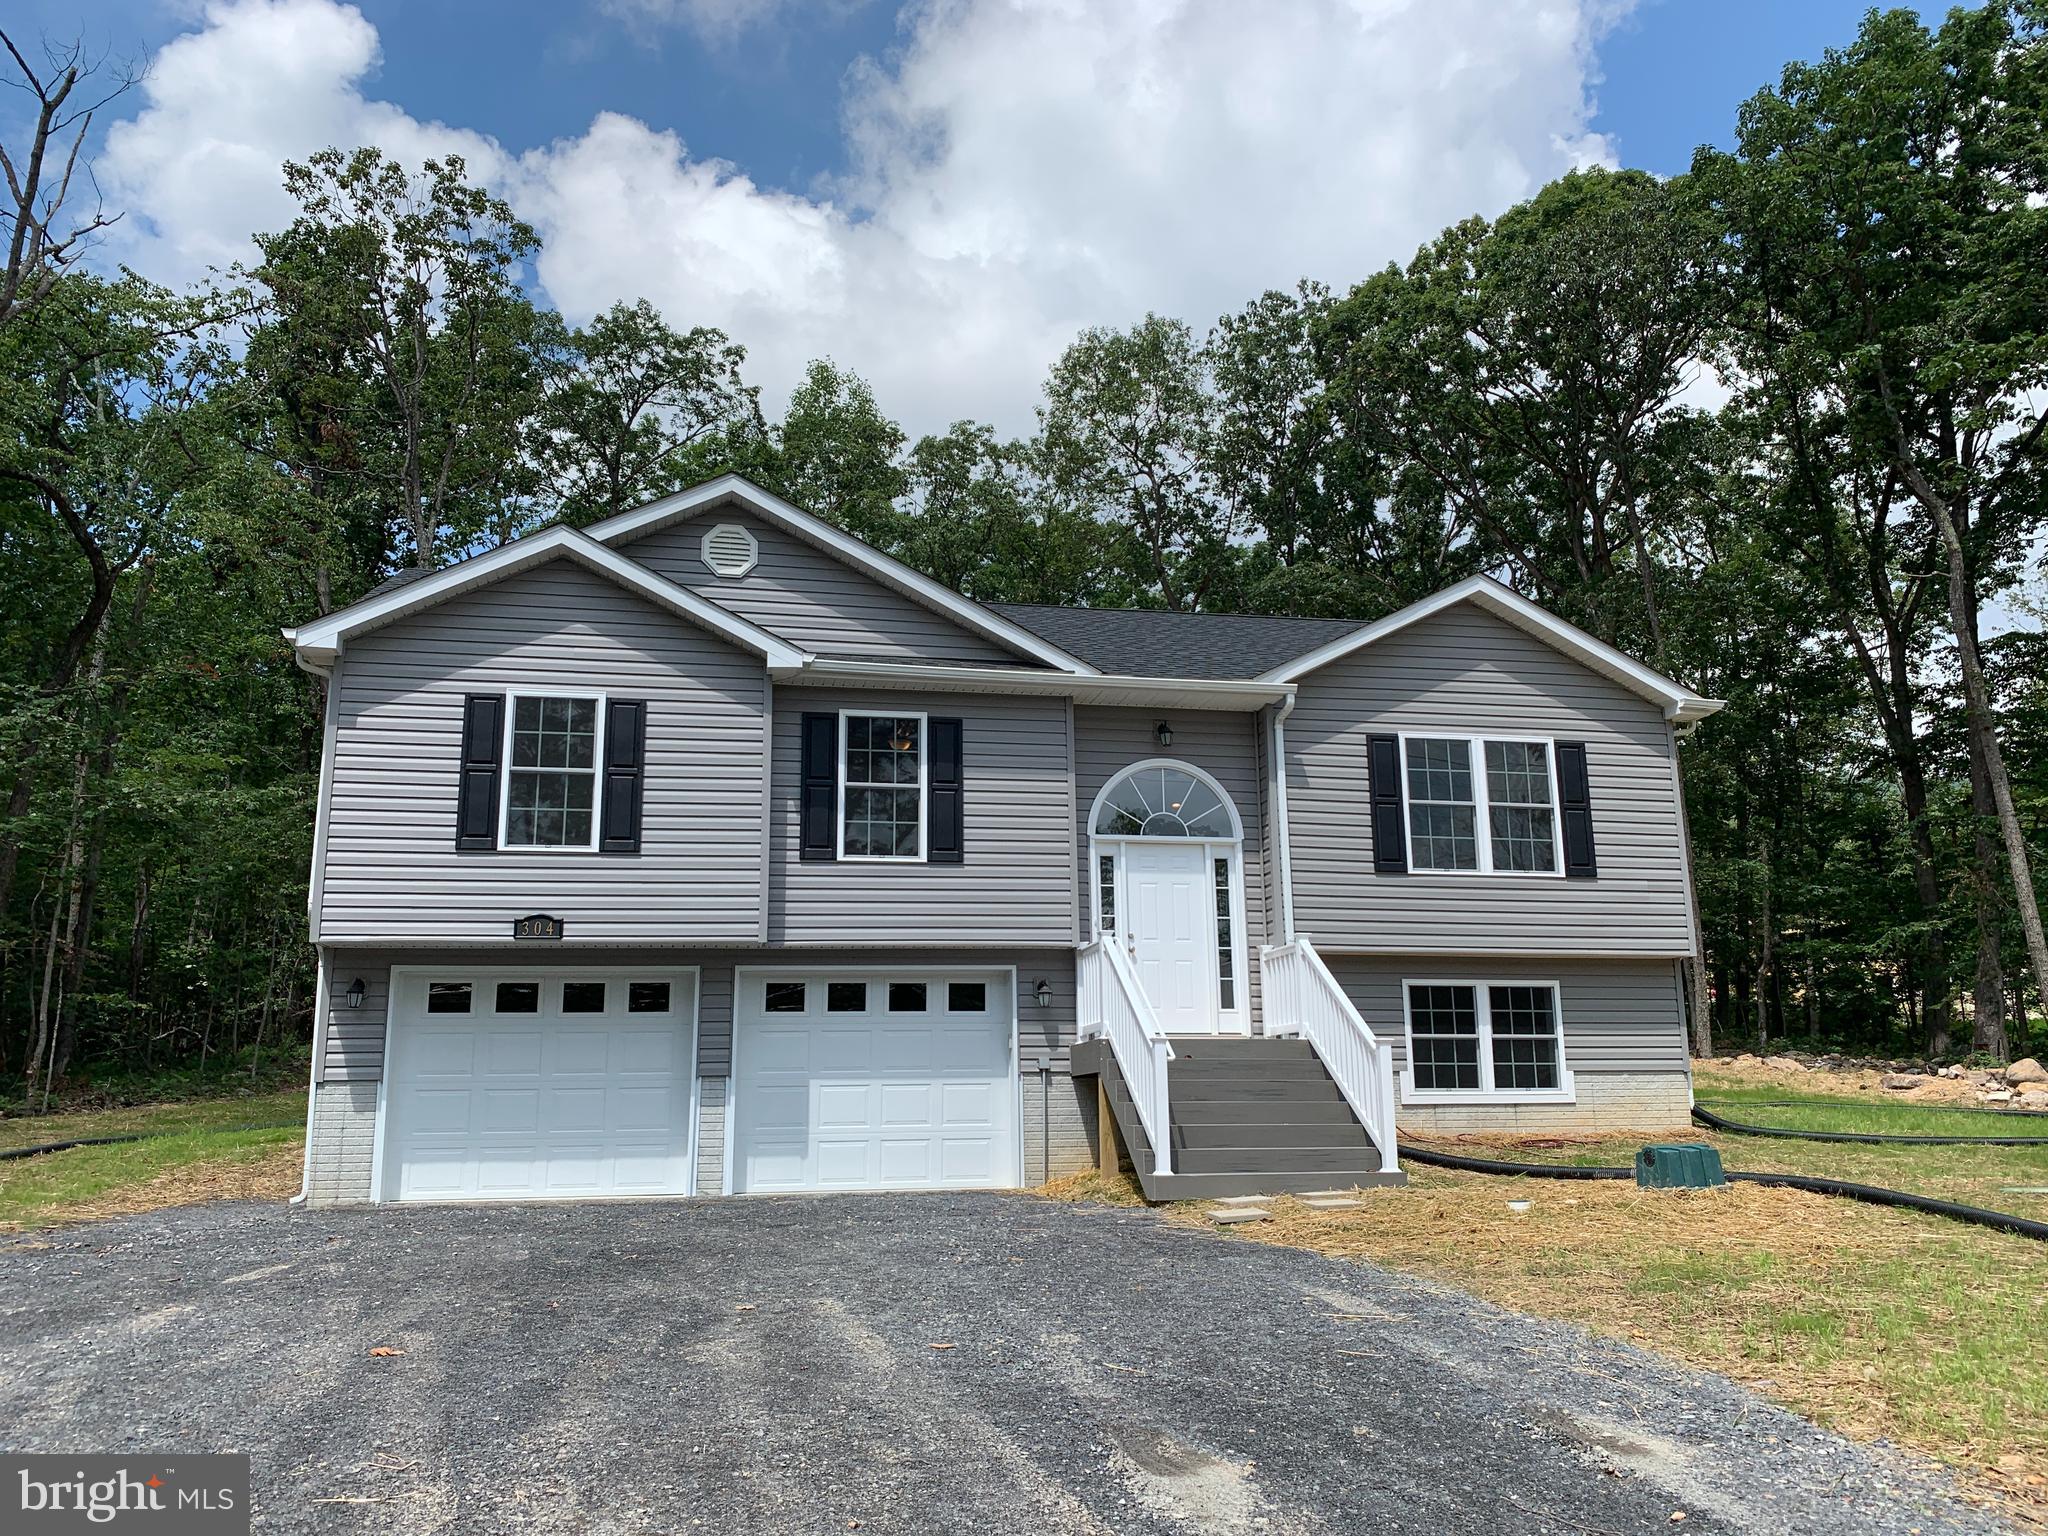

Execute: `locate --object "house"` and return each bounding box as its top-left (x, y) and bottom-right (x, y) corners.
top-left (285, 475), bottom-right (1722, 1206)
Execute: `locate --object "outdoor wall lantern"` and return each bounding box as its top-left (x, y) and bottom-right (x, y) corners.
top-left (1154, 720), bottom-right (1173, 747)
top-left (1033, 978), bottom-right (1053, 1008)
top-left (345, 977), bottom-right (366, 1010)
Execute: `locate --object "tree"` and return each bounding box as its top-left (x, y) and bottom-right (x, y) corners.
top-left (532, 299), bottom-right (759, 526)
top-left (0, 32), bottom-right (131, 332)
top-left (1038, 315), bottom-right (1243, 612)
top-left (0, 275), bottom-right (243, 1085)
top-left (755, 359), bottom-right (907, 549)
top-left (1695, 0), bottom-right (2048, 1051)
top-left (255, 148), bottom-right (544, 568)
top-left (898, 423), bottom-right (1114, 604)
top-left (1322, 169), bottom-right (1721, 654)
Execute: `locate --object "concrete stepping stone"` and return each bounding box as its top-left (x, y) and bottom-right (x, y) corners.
top-left (1210, 1207), bottom-right (1271, 1225)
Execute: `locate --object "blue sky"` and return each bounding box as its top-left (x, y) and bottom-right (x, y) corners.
top-left (12, 0), bottom-right (1955, 435)
top-left (37, 0), bottom-right (1927, 189)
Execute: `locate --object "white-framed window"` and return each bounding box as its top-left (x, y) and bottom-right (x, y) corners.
top-left (1400, 733), bottom-right (1562, 875)
top-left (1401, 980), bottom-right (1574, 1102)
top-left (502, 692), bottom-right (605, 849)
top-left (838, 711), bottom-right (926, 860)
top-left (1212, 855), bottom-right (1235, 1011)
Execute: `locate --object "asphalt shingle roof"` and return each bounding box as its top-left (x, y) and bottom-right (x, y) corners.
top-left (987, 603), bottom-right (1365, 681)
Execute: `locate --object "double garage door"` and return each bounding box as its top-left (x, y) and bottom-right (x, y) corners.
top-left (730, 969), bottom-right (1018, 1194)
top-left (380, 965), bottom-right (1017, 1201)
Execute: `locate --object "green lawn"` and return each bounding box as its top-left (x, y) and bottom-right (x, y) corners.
top-left (0, 1088), bottom-right (307, 1153)
top-left (1699, 1095), bottom-right (2048, 1138)
top-left (0, 1125), bottom-right (304, 1230)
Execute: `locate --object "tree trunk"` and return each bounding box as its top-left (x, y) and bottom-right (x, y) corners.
top-left (1753, 852), bottom-right (1773, 1053)
top-left (1688, 957), bottom-right (1713, 1058)
top-left (1921, 491), bottom-right (2048, 1023)
top-left (1964, 595), bottom-right (2010, 1061)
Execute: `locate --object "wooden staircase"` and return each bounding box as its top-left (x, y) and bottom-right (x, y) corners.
top-left (1074, 1035), bottom-right (1408, 1201)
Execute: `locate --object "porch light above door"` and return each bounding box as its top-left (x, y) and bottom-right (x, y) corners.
top-left (345, 977), bottom-right (367, 1010)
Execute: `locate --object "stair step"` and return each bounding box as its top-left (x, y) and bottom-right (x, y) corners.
top-left (1168, 1078), bottom-right (1347, 1103)
top-left (1167, 1038), bottom-right (1317, 1059)
top-left (1169, 1059), bottom-right (1336, 1080)
top-left (1172, 1120), bottom-right (1373, 1150)
top-left (1177, 1146), bottom-right (1390, 1175)
top-left (1170, 1099), bottom-right (1361, 1126)
top-left (1144, 1169), bottom-right (1408, 1199)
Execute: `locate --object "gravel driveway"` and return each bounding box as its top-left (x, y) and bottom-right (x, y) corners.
top-left (0, 1193), bottom-right (2012, 1535)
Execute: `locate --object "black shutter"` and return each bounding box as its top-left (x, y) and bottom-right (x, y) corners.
top-left (600, 699), bottom-right (646, 853)
top-left (455, 694), bottom-right (504, 851)
top-left (928, 718), bottom-right (964, 864)
top-left (1368, 733), bottom-right (1407, 874)
top-left (1556, 741), bottom-right (1598, 878)
top-left (800, 712), bottom-right (838, 861)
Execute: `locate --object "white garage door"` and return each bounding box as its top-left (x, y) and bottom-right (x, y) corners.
top-left (731, 970), bottom-right (1017, 1193)
top-left (382, 969), bottom-right (696, 1202)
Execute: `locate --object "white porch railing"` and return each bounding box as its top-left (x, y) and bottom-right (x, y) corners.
top-left (1260, 938), bottom-right (1399, 1174)
top-left (1077, 938), bottom-right (1176, 1177)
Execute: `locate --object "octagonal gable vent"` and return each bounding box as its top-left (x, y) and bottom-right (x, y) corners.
top-left (701, 522), bottom-right (759, 578)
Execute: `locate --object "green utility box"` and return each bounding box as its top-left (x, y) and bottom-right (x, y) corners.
top-left (1634, 1143), bottom-right (1726, 1190)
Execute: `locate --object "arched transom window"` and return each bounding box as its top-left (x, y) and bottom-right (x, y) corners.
top-left (1094, 764), bottom-right (1236, 839)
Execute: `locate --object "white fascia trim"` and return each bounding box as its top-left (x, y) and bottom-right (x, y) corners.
top-left (1256, 575), bottom-right (1725, 724)
top-left (778, 657), bottom-right (1294, 708)
top-left (286, 525), bottom-right (808, 670)
top-left (582, 474), bottom-right (1100, 676)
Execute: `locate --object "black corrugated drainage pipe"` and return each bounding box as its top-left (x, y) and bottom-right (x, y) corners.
top-left (1691, 1102), bottom-right (2048, 1147)
top-left (0, 1121), bottom-right (304, 1163)
top-left (1700, 1097), bottom-right (2048, 1119)
top-left (0, 1133), bottom-right (144, 1161)
top-left (1395, 1143), bottom-right (2048, 1243)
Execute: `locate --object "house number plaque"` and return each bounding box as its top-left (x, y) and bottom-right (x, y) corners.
top-left (512, 913), bottom-right (564, 941)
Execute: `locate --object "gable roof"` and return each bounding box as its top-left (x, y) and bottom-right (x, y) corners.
top-left (285, 525), bottom-right (809, 671)
top-left (583, 475), bottom-right (1098, 675)
top-left (1256, 575), bottom-right (1723, 724)
top-left (988, 604), bottom-right (1364, 681)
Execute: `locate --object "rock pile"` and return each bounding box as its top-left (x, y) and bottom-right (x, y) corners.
top-left (1935, 1055), bottom-right (2048, 1108)
top-left (1721, 1051), bottom-right (2048, 1109)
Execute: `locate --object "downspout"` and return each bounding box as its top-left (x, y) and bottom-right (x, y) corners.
top-left (1270, 694), bottom-right (1299, 943)
top-left (288, 641), bottom-right (337, 1209)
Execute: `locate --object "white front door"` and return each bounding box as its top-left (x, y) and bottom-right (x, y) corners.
top-left (1123, 841), bottom-right (1217, 1033)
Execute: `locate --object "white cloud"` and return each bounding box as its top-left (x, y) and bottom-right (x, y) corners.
top-left (101, 0), bottom-right (505, 289)
top-left (98, 0), bottom-right (1628, 436)
top-left (592, 0), bottom-right (817, 46)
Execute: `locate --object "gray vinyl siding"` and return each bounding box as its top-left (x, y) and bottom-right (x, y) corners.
top-left (1072, 707), bottom-right (1270, 1021)
top-left (620, 507), bottom-right (1033, 667)
top-left (315, 946), bottom-right (1077, 1081)
top-left (1286, 602), bottom-right (1695, 955)
top-left (768, 688), bottom-right (1075, 945)
top-left (1323, 955), bottom-right (1690, 1077)
top-left (697, 963), bottom-right (735, 1077)
top-left (318, 559), bottom-right (767, 945)
top-left (321, 962), bottom-right (388, 1082)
